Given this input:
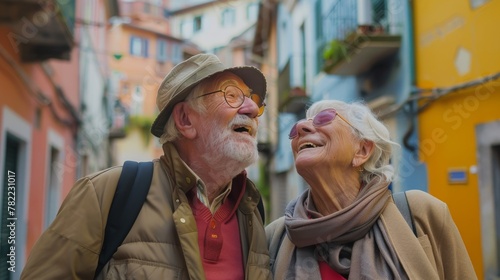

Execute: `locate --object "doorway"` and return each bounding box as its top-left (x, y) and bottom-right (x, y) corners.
top-left (476, 120), bottom-right (500, 278)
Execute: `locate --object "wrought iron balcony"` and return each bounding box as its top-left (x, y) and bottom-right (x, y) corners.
top-left (0, 0), bottom-right (75, 62)
top-left (322, 0), bottom-right (402, 76)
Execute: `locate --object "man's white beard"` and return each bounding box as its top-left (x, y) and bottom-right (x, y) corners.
top-left (200, 115), bottom-right (259, 173)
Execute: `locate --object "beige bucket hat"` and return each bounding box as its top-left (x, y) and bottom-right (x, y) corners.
top-left (150, 53), bottom-right (267, 137)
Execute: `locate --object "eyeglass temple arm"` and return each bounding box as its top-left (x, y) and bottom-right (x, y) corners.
top-left (336, 114), bottom-right (357, 130)
top-left (198, 90), bottom-right (223, 98)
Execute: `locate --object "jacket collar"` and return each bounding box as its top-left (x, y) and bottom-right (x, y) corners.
top-left (161, 142), bottom-right (198, 193)
top-left (160, 142), bottom-right (262, 213)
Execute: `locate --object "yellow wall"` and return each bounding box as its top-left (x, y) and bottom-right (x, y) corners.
top-left (414, 1), bottom-right (500, 278)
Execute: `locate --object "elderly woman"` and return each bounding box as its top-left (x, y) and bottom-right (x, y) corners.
top-left (266, 100), bottom-right (476, 279)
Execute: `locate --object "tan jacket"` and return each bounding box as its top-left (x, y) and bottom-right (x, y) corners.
top-left (21, 143), bottom-right (271, 280)
top-left (266, 190), bottom-right (477, 279)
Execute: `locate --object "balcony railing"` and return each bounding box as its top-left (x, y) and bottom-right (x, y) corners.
top-left (0, 0), bottom-right (75, 62)
top-left (322, 0), bottom-right (402, 75)
top-left (323, 0), bottom-right (358, 42)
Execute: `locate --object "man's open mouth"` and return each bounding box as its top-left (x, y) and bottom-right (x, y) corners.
top-left (233, 125), bottom-right (252, 135)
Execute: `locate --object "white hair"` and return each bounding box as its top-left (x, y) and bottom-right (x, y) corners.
top-left (158, 86), bottom-right (205, 144)
top-left (306, 100), bottom-right (400, 184)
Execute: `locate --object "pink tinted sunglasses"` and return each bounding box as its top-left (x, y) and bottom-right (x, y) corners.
top-left (288, 109), bottom-right (356, 139)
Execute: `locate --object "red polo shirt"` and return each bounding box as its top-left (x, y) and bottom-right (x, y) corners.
top-left (189, 176), bottom-right (246, 280)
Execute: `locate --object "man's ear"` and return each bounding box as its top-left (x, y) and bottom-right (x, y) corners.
top-left (352, 140), bottom-right (375, 167)
top-left (172, 103), bottom-right (197, 139)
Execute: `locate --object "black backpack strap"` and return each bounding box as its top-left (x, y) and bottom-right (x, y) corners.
top-left (94, 161), bottom-right (154, 278)
top-left (392, 191), bottom-right (416, 235)
top-left (257, 197), bottom-right (265, 224)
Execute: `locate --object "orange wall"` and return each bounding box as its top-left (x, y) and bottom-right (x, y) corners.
top-left (108, 24), bottom-right (170, 163)
top-left (109, 25), bottom-right (168, 116)
top-left (414, 1), bottom-right (500, 278)
top-left (0, 25), bottom-right (79, 257)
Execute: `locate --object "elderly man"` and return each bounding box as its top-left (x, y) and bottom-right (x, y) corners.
top-left (21, 54), bottom-right (271, 279)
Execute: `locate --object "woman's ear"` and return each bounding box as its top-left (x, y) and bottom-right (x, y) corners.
top-left (172, 103), bottom-right (197, 139)
top-left (352, 140), bottom-right (375, 167)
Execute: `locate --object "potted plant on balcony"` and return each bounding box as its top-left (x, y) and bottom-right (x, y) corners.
top-left (322, 28), bottom-right (384, 72)
top-left (322, 39), bottom-right (349, 73)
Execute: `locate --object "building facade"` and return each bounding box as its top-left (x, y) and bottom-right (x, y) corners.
top-left (0, 1), bottom-right (118, 278)
top-left (169, 0), bottom-right (260, 53)
top-left (253, 0), bottom-right (425, 222)
top-left (254, 0), bottom-right (496, 277)
top-left (78, 0), bottom-right (118, 177)
top-left (0, 1), bottom-right (79, 278)
top-left (414, 0), bottom-right (500, 278)
top-left (108, 0), bottom-right (186, 165)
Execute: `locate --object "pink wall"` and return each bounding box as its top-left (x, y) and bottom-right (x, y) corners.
top-left (0, 19), bottom-right (80, 257)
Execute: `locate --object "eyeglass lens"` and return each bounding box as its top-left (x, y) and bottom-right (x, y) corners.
top-left (251, 94), bottom-right (265, 116)
top-left (223, 86), bottom-right (244, 107)
top-left (223, 86), bottom-right (265, 116)
top-left (288, 109), bottom-right (337, 139)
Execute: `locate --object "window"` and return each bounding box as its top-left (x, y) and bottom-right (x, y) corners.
top-left (43, 130), bottom-right (64, 229)
top-left (0, 108), bottom-right (30, 280)
top-left (171, 43), bottom-right (182, 64)
top-left (299, 23), bottom-right (306, 88)
top-left (315, 0), bottom-right (323, 40)
top-left (470, 0), bottom-right (491, 8)
top-left (130, 36), bottom-right (149, 57)
top-left (180, 19), bottom-right (193, 38)
top-left (193, 15), bottom-right (202, 32)
top-left (315, 0), bottom-right (323, 74)
top-left (131, 86), bottom-right (144, 115)
top-left (163, 8), bottom-right (171, 18)
top-left (372, 0), bottom-right (387, 26)
top-left (157, 39), bottom-right (168, 62)
top-left (212, 46), bottom-right (224, 54)
top-left (144, 2), bottom-right (151, 13)
top-left (44, 146), bottom-right (61, 229)
top-left (221, 8), bottom-right (236, 26)
top-left (477, 123), bottom-right (500, 278)
top-left (247, 3), bottom-right (259, 21)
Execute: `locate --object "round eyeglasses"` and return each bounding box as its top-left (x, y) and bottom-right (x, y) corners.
top-left (288, 109), bottom-right (357, 139)
top-left (197, 85), bottom-right (266, 117)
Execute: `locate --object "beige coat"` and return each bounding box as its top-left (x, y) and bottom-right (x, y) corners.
top-left (21, 143), bottom-right (271, 280)
top-left (266, 190), bottom-right (477, 279)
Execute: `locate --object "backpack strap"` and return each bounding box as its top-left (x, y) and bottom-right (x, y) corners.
top-left (94, 161), bottom-right (154, 278)
top-left (392, 191), bottom-right (417, 235)
top-left (268, 216), bottom-right (286, 274)
top-left (257, 197), bottom-right (265, 224)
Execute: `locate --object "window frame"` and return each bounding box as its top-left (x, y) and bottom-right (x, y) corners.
top-left (130, 35), bottom-right (149, 58)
